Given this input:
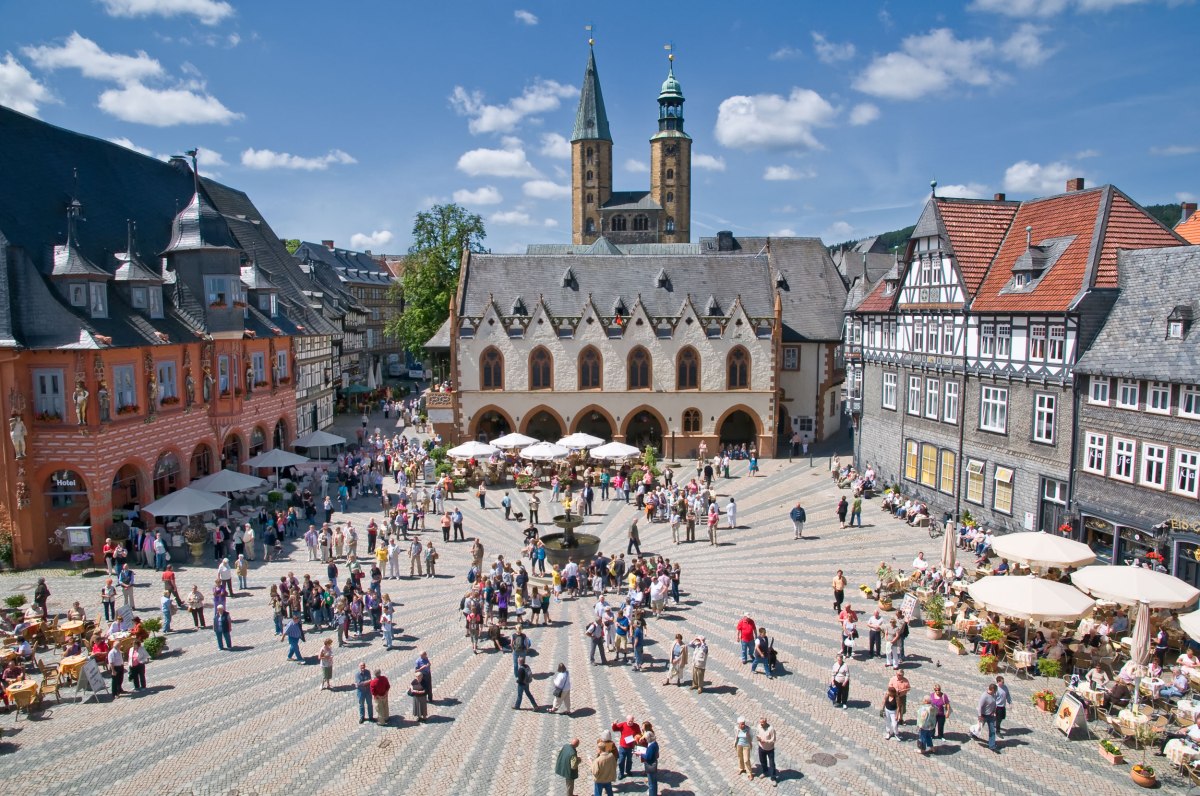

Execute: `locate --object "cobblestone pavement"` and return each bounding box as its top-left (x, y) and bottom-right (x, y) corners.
top-left (0, 416), bottom-right (1175, 795)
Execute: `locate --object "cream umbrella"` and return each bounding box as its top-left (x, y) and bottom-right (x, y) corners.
top-left (1178, 609), bottom-right (1200, 643)
top-left (244, 448), bottom-right (311, 487)
top-left (557, 432), bottom-right (605, 450)
top-left (989, 532), bottom-right (1096, 571)
top-left (1071, 565), bottom-right (1200, 609)
top-left (1128, 601), bottom-right (1153, 666)
top-left (520, 441), bottom-right (571, 461)
top-left (967, 575), bottom-right (1096, 622)
top-left (189, 469), bottom-right (266, 493)
top-left (142, 487), bottom-right (229, 517)
top-left (940, 519), bottom-right (957, 573)
top-left (446, 440), bottom-right (499, 459)
top-left (490, 432), bottom-right (538, 449)
top-left (589, 441), bottom-right (642, 461)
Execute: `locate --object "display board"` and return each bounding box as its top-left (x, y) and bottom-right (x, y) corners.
top-left (76, 658), bottom-right (106, 702)
top-left (1055, 691), bottom-right (1087, 737)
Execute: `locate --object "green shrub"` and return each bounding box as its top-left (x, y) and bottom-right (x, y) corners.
top-left (4, 594), bottom-right (27, 609)
top-left (434, 462), bottom-right (453, 478)
top-left (981, 624), bottom-right (1006, 643)
top-left (267, 490), bottom-right (283, 505)
top-left (1037, 658), bottom-right (1063, 679)
top-left (978, 654), bottom-right (998, 673)
top-left (141, 617), bottom-right (162, 634)
top-left (430, 445), bottom-right (448, 463)
top-left (143, 636), bottom-right (166, 658)
top-left (284, 482), bottom-right (297, 493)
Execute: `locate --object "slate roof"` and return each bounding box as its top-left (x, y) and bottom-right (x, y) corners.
top-left (426, 317), bottom-right (451, 350)
top-left (293, 241), bottom-right (395, 288)
top-left (113, 250), bottom-right (163, 283)
top-left (163, 190), bottom-right (237, 253)
top-left (526, 241), bottom-right (702, 256)
top-left (1177, 212), bottom-right (1200, 245)
top-left (571, 46), bottom-right (611, 142)
top-left (1075, 245), bottom-right (1200, 382)
top-left (601, 191), bottom-right (661, 212)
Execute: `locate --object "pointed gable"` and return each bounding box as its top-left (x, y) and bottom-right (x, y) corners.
top-left (935, 197), bottom-right (1018, 295)
top-left (1094, 190), bottom-right (1184, 287)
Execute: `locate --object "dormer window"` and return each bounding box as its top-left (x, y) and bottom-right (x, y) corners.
top-left (883, 281), bottom-right (896, 296)
top-left (89, 283), bottom-right (107, 318)
top-left (1170, 321), bottom-right (1185, 339)
top-left (69, 283), bottom-right (87, 307)
top-left (131, 286), bottom-right (147, 308)
top-left (148, 288), bottom-right (163, 319)
top-left (1168, 305), bottom-right (1193, 339)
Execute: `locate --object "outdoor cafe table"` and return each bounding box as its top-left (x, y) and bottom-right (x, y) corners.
top-left (1118, 708), bottom-right (1151, 726)
top-left (1012, 649), bottom-right (1037, 671)
top-left (1165, 739), bottom-right (1200, 767)
top-left (1178, 699), bottom-right (1200, 719)
top-left (1078, 684), bottom-right (1107, 706)
top-left (58, 653), bottom-right (88, 683)
top-left (5, 679), bottom-right (37, 700)
top-left (59, 620), bottom-right (85, 638)
top-left (1140, 678), bottom-right (1167, 697)
top-left (0, 648), bottom-right (16, 664)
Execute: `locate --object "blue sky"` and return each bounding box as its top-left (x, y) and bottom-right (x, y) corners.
top-left (1, 0), bottom-right (1197, 254)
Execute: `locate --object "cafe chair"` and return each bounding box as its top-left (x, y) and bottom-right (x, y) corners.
top-left (38, 672), bottom-right (60, 704)
top-left (1185, 761), bottom-right (1200, 796)
top-left (9, 687), bottom-right (37, 721)
top-left (34, 657), bottom-right (59, 677)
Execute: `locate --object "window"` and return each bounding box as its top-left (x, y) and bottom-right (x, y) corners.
top-left (980, 322), bottom-right (996, 357)
top-left (155, 361), bottom-right (177, 403)
top-left (586, 170), bottom-right (594, 182)
top-left (665, 217), bottom-right (675, 233)
top-left (1169, 320), bottom-right (1185, 339)
top-left (666, 191), bottom-right (674, 203)
top-left (682, 408), bottom-right (701, 433)
top-left (611, 215), bottom-right (627, 232)
top-left (676, 347), bottom-right (699, 389)
top-left (113, 364), bottom-right (137, 410)
top-left (980, 386), bottom-right (1008, 433)
top-left (628, 347), bottom-right (651, 390)
top-left (1029, 323), bottom-right (1046, 360)
top-left (925, 378), bottom-right (940, 419)
top-left (1148, 382), bottom-right (1171, 414)
top-left (275, 351), bottom-right (289, 381)
top-left (632, 215), bottom-right (649, 232)
top-left (68, 283), bottom-right (87, 307)
top-left (89, 282), bottom-right (107, 318)
top-left (926, 318), bottom-right (940, 354)
top-left (131, 286), bottom-right (147, 308)
top-left (782, 346), bottom-right (799, 371)
top-left (920, 443), bottom-right (937, 487)
top-left (585, 219), bottom-right (595, 234)
top-left (1175, 450), bottom-right (1200, 497)
top-left (907, 376), bottom-right (921, 415)
top-left (586, 193), bottom-right (594, 204)
top-left (995, 324), bottom-right (1011, 357)
top-left (905, 440), bottom-right (919, 481)
top-left (1142, 444), bottom-right (1168, 489)
top-left (940, 450), bottom-right (956, 495)
top-left (1084, 432), bottom-right (1107, 474)
top-left (1183, 386), bottom-right (1200, 418)
top-left (943, 319), bottom-right (954, 354)
top-left (205, 276), bottom-right (230, 306)
top-left (1089, 376), bottom-right (1110, 405)
top-left (727, 347), bottom-right (749, 389)
top-left (912, 318), bottom-right (925, 353)
top-left (1048, 325), bottom-right (1065, 362)
top-left (579, 347), bottom-right (601, 390)
top-left (993, 467), bottom-right (1014, 514)
top-left (585, 146), bottom-right (593, 163)
top-left (943, 381), bottom-right (959, 424)
top-left (666, 168), bottom-right (674, 180)
top-left (529, 347), bottom-right (552, 390)
top-left (966, 460), bottom-right (985, 504)
top-left (480, 347), bottom-right (503, 390)
top-left (1117, 379), bottom-right (1139, 409)
top-left (1032, 393), bottom-right (1056, 444)
top-left (882, 372), bottom-right (897, 410)
top-left (217, 355), bottom-right (230, 394)
top-left (1112, 438), bottom-right (1136, 482)
top-left (252, 352), bottom-right (266, 386)
top-left (32, 368), bottom-right (65, 419)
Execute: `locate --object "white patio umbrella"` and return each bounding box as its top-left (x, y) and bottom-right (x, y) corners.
top-left (967, 575), bottom-right (1096, 622)
top-left (189, 468), bottom-right (266, 493)
top-left (940, 520), bottom-right (957, 573)
top-left (491, 432), bottom-right (538, 449)
top-left (557, 432), bottom-right (605, 449)
top-left (142, 487), bottom-right (228, 518)
top-left (520, 441), bottom-right (571, 461)
top-left (245, 448), bottom-right (311, 486)
top-left (1129, 601), bottom-right (1153, 666)
top-left (590, 441), bottom-right (642, 461)
top-left (293, 429), bottom-right (348, 448)
top-left (446, 440), bottom-right (499, 459)
top-left (1177, 609), bottom-right (1200, 643)
top-left (1071, 565), bottom-right (1200, 609)
top-left (989, 532), bottom-right (1097, 571)
top-left (367, 363), bottom-right (378, 390)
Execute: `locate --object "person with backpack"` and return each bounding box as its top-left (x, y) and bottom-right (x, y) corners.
top-left (751, 627), bottom-right (775, 679)
top-left (513, 656), bottom-right (539, 710)
top-left (586, 617), bottom-right (607, 665)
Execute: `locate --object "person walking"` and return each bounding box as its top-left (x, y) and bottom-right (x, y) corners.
top-left (235, 554), bottom-right (249, 592)
top-left (627, 520), bottom-right (641, 557)
top-left (752, 627), bottom-right (775, 679)
top-left (664, 634), bottom-right (688, 686)
top-left (836, 495), bottom-right (849, 528)
top-left (213, 605), bottom-right (232, 650)
top-left (832, 570), bottom-right (847, 614)
top-left (160, 589), bottom-right (174, 634)
top-left (756, 717), bottom-right (778, 783)
top-left (128, 639), bottom-right (149, 691)
top-left (726, 497), bottom-right (737, 529)
top-left (917, 695), bottom-right (937, 754)
top-left (550, 663), bottom-right (572, 715)
top-left (186, 585), bottom-right (206, 628)
top-left (284, 615), bottom-right (305, 663)
top-left (831, 653), bottom-right (850, 709)
top-left (354, 662), bottom-right (374, 723)
top-left (611, 715), bottom-right (641, 780)
top-left (885, 619), bottom-right (903, 670)
top-left (502, 492), bottom-right (512, 520)
top-left (690, 636), bottom-right (709, 693)
top-left (736, 613), bottom-right (757, 664)
top-left (318, 638), bottom-right (334, 690)
top-left (977, 683), bottom-right (999, 752)
top-left (930, 683), bottom-right (952, 740)
top-left (850, 495), bottom-right (863, 527)
top-left (735, 717), bottom-right (755, 778)
top-left (476, 483), bottom-right (487, 510)
top-left (586, 616), bottom-right (607, 665)
top-left (993, 675), bottom-right (1011, 737)
top-left (889, 669), bottom-right (912, 724)
top-left (514, 656), bottom-right (539, 710)
top-left (591, 734), bottom-right (618, 796)
top-left (555, 738), bottom-right (580, 796)
top-left (370, 669), bottom-right (391, 725)
top-left (790, 502), bottom-right (806, 539)
top-left (882, 685), bottom-right (900, 740)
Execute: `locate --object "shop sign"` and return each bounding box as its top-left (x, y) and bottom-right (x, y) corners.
top-left (1167, 518), bottom-right (1200, 535)
top-left (1084, 516), bottom-right (1113, 534)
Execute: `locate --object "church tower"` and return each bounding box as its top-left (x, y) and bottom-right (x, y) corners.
top-left (571, 42), bottom-right (612, 245)
top-left (649, 55), bottom-right (691, 244)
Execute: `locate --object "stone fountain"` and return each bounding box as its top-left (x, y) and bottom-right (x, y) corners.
top-left (541, 509), bottom-right (600, 570)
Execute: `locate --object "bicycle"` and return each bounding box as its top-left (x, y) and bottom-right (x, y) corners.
top-left (928, 517), bottom-right (944, 539)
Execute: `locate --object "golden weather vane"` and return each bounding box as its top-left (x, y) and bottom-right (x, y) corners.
top-left (585, 23), bottom-right (595, 47)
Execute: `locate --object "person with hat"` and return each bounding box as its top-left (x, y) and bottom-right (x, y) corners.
top-left (689, 636), bottom-right (709, 693)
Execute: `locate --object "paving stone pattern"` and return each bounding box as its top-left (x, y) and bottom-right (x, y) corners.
top-left (0, 417), bottom-right (1162, 795)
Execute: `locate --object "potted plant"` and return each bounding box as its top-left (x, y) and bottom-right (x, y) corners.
top-left (1037, 658), bottom-right (1063, 680)
top-left (141, 616), bottom-right (168, 657)
top-left (1032, 689), bottom-right (1058, 712)
top-left (1129, 721), bottom-right (1161, 787)
top-left (1099, 739), bottom-right (1124, 765)
top-left (978, 654), bottom-right (999, 674)
top-left (924, 592), bottom-right (946, 639)
top-left (948, 637), bottom-right (967, 656)
top-left (183, 525), bottom-right (207, 560)
top-left (4, 593), bottom-right (27, 610)
top-left (266, 490), bottom-right (283, 506)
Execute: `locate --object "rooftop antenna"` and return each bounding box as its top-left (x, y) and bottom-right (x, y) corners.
top-left (126, 218), bottom-right (135, 258)
top-left (930, 179), bottom-right (938, 198)
top-left (66, 167), bottom-right (83, 244)
top-left (1025, 224), bottom-right (1033, 248)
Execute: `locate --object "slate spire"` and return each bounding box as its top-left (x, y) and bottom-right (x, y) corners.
top-left (571, 44), bottom-right (611, 143)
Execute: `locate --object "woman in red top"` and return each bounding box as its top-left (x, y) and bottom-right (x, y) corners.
top-left (103, 538), bottom-right (116, 575)
top-left (90, 634), bottom-right (110, 664)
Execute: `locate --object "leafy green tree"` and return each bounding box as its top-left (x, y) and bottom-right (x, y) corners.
top-left (283, 239), bottom-right (301, 254)
top-left (386, 203), bottom-right (487, 352)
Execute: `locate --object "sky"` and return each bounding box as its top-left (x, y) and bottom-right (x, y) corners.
top-left (1, 0), bottom-right (1197, 254)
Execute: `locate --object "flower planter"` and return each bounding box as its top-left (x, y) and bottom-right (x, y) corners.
top-left (878, 599), bottom-right (893, 611)
top-left (1130, 766), bottom-right (1157, 788)
top-left (926, 626), bottom-right (944, 640)
top-left (187, 541), bottom-right (204, 560)
top-left (1035, 697), bottom-right (1056, 713)
top-left (948, 641), bottom-right (967, 656)
top-left (1099, 747), bottom-right (1124, 765)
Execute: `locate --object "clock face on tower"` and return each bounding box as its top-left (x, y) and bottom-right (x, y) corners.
top-left (665, 144), bottom-right (678, 156)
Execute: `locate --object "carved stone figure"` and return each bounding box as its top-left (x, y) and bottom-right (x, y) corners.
top-left (9, 414), bottom-right (27, 459)
top-left (148, 374), bottom-right (160, 408)
top-left (202, 366), bottom-right (214, 402)
top-left (72, 382), bottom-right (89, 425)
top-left (15, 480), bottom-right (30, 509)
top-left (245, 364), bottom-right (254, 394)
top-left (184, 372), bottom-right (196, 406)
top-left (97, 382), bottom-right (111, 422)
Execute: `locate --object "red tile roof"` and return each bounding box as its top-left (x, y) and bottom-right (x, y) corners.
top-left (1096, 192), bottom-right (1183, 287)
top-left (1173, 209), bottom-right (1200, 244)
top-left (855, 269), bottom-right (897, 313)
top-left (936, 199), bottom-right (1018, 294)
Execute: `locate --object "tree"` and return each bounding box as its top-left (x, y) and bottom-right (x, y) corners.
top-left (386, 203), bottom-right (487, 352)
top-left (283, 239), bottom-right (301, 254)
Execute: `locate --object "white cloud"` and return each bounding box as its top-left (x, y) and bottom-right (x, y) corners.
top-left (763, 164), bottom-right (816, 181)
top-left (23, 33), bottom-right (163, 84)
top-left (969, 0), bottom-right (1145, 16)
top-left (769, 46), bottom-right (803, 61)
top-left (98, 82), bottom-right (241, 126)
top-left (523, 180), bottom-right (571, 200)
top-left (227, 33), bottom-right (240, 47)
top-left (937, 182), bottom-right (990, 199)
top-left (1177, 192), bottom-right (1198, 203)
top-left (457, 139), bottom-right (540, 178)
top-left (543, 218), bottom-right (559, 228)
top-left (241, 148), bottom-right (356, 170)
top-left (1002, 160), bottom-right (1082, 195)
top-left (108, 137), bottom-right (226, 168)
top-left (490, 210), bottom-right (536, 226)
top-left (450, 79), bottom-right (576, 134)
top-left (812, 32), bottom-right (856, 64)
top-left (715, 88), bottom-right (837, 150)
top-left (0, 53), bottom-right (52, 116)
top-left (853, 26), bottom-right (1049, 100)
top-left (514, 9), bottom-right (538, 25)
top-left (624, 159), bottom-right (649, 173)
top-left (99, 0), bottom-right (234, 25)
top-left (693, 153), bottom-right (726, 172)
top-left (769, 227), bottom-right (798, 237)
top-left (349, 230), bottom-right (394, 250)
top-left (1075, 148), bottom-right (1101, 159)
top-left (452, 186), bottom-right (504, 205)
top-left (823, 221), bottom-right (855, 240)
top-left (1150, 144), bottom-right (1200, 156)
top-left (539, 132), bottom-right (571, 159)
top-left (848, 103), bottom-right (880, 126)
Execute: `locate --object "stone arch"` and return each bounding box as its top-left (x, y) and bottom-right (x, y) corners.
top-left (249, 425), bottom-right (268, 457)
top-left (621, 404), bottom-right (667, 453)
top-left (520, 404), bottom-right (567, 441)
top-left (153, 446), bottom-right (187, 498)
top-left (222, 431), bottom-right (245, 471)
top-left (189, 439), bottom-right (218, 480)
top-left (469, 405), bottom-right (516, 441)
top-left (571, 404), bottom-right (617, 439)
top-left (108, 457), bottom-right (151, 511)
top-left (273, 417), bottom-right (289, 450)
top-left (716, 404), bottom-right (763, 447)
top-left (37, 463), bottom-right (91, 559)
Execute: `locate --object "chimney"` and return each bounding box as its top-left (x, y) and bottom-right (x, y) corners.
top-left (1182, 202), bottom-right (1198, 224)
top-left (717, 230), bottom-right (734, 252)
top-left (322, 239), bottom-right (334, 250)
top-left (993, 193), bottom-right (1006, 201)
top-left (1066, 177), bottom-right (1085, 193)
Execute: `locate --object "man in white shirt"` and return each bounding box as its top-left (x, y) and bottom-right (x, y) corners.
top-left (866, 610), bottom-right (884, 658)
top-left (912, 553), bottom-right (929, 572)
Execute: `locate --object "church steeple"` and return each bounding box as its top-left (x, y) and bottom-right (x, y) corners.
top-left (571, 42), bottom-right (613, 244)
top-left (649, 53), bottom-right (691, 243)
top-left (571, 44), bottom-right (611, 143)
top-left (656, 61), bottom-right (685, 134)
